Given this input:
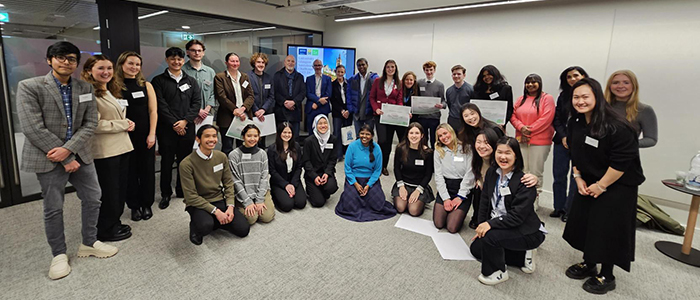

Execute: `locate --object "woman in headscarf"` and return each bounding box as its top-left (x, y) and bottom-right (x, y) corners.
top-left (302, 115), bottom-right (339, 207)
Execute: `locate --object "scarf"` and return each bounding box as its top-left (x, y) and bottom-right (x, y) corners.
top-left (312, 114), bottom-right (331, 153)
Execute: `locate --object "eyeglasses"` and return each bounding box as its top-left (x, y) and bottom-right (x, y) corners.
top-left (54, 55), bottom-right (78, 64)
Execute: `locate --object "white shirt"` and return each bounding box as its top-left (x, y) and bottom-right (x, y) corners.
top-left (227, 70), bottom-right (243, 107)
top-left (168, 69), bottom-right (183, 83)
top-left (340, 81), bottom-right (346, 104)
top-left (384, 79), bottom-right (394, 97)
top-left (315, 75), bottom-right (322, 97)
top-left (196, 148), bottom-right (213, 160)
top-left (433, 144), bottom-right (475, 201)
top-left (491, 168), bottom-right (512, 219)
top-left (359, 73), bottom-right (368, 95)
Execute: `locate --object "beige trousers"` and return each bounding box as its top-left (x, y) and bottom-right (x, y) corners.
top-left (520, 143), bottom-right (551, 194)
top-left (237, 191), bottom-right (275, 225)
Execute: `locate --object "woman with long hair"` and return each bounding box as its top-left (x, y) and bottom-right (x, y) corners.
top-left (302, 115), bottom-right (339, 207)
top-left (459, 103), bottom-right (504, 151)
top-left (473, 65), bottom-right (514, 126)
top-left (370, 59), bottom-right (403, 176)
top-left (391, 122), bottom-right (434, 217)
top-left (81, 55), bottom-right (133, 241)
top-left (563, 78), bottom-right (645, 295)
top-left (267, 122), bottom-right (307, 212)
top-left (395, 71), bottom-right (420, 140)
top-left (604, 70), bottom-right (657, 148)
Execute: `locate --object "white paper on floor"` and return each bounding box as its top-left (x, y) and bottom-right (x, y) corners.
top-left (394, 214), bottom-right (439, 236)
top-left (431, 232), bottom-right (475, 260)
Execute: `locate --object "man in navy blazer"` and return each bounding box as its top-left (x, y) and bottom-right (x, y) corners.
top-left (347, 58), bottom-right (378, 134)
top-left (273, 55), bottom-right (305, 137)
top-left (305, 59), bottom-right (332, 132)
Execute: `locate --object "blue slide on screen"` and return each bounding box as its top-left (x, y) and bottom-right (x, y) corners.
top-left (288, 45), bottom-right (356, 81)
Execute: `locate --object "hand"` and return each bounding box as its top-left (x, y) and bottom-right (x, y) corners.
top-left (314, 176), bottom-right (323, 186)
top-left (244, 204), bottom-right (257, 217)
top-left (451, 197), bottom-right (463, 210)
top-left (255, 202), bottom-right (267, 214)
top-left (398, 186), bottom-right (408, 201)
top-left (521, 173), bottom-right (538, 188)
top-left (375, 109), bottom-right (383, 115)
top-left (476, 180), bottom-right (483, 190)
top-left (408, 190), bottom-right (421, 204)
top-left (176, 128), bottom-right (186, 136)
top-left (173, 120), bottom-right (187, 132)
top-left (519, 135), bottom-right (530, 143)
top-left (472, 222), bottom-right (492, 240)
top-left (47, 147), bottom-right (71, 162)
top-left (312, 103), bottom-right (318, 110)
top-left (409, 113), bottom-right (413, 119)
top-left (198, 108), bottom-right (208, 120)
top-left (443, 199), bottom-right (454, 212)
top-left (321, 173), bottom-right (329, 184)
top-left (319, 97), bottom-right (328, 105)
top-left (434, 103), bottom-right (443, 108)
top-left (587, 182), bottom-right (606, 198)
top-left (285, 184), bottom-right (296, 198)
top-left (63, 160), bottom-right (80, 173)
top-left (225, 206), bottom-right (235, 223)
top-left (146, 133), bottom-right (156, 149)
top-left (354, 182), bottom-right (364, 195)
top-left (214, 209), bottom-right (229, 225)
top-left (575, 177), bottom-right (590, 196)
top-left (126, 119), bottom-right (136, 132)
top-left (521, 126), bottom-right (531, 136)
top-left (342, 110), bottom-right (349, 119)
top-left (255, 109), bottom-right (266, 121)
top-left (194, 116), bottom-right (203, 125)
top-left (562, 137), bottom-right (568, 149)
top-left (284, 100), bottom-right (295, 110)
top-left (362, 185), bottom-right (369, 196)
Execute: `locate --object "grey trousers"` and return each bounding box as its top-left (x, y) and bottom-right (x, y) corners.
top-left (36, 157), bottom-right (102, 256)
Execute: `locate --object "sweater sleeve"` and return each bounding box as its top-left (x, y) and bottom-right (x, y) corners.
top-left (255, 153), bottom-right (270, 204)
top-left (503, 85), bottom-right (514, 126)
top-left (510, 96), bottom-right (525, 131)
top-left (394, 147), bottom-right (404, 186)
top-left (185, 81), bottom-right (202, 123)
top-left (527, 94), bottom-right (556, 135)
top-left (344, 142), bottom-right (357, 185)
top-left (229, 151), bottom-right (253, 207)
top-left (221, 156), bottom-right (236, 206)
top-left (434, 151), bottom-right (451, 201)
top-left (367, 142), bottom-right (383, 187)
top-left (153, 78), bottom-right (178, 126)
top-left (457, 150), bottom-right (475, 198)
top-left (180, 159), bottom-right (216, 213)
top-left (637, 105), bottom-right (658, 148)
top-left (94, 111), bottom-right (130, 134)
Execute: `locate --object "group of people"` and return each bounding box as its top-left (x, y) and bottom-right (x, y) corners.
top-left (18, 40), bottom-right (654, 295)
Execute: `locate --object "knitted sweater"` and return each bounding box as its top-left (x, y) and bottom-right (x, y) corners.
top-left (510, 92), bottom-right (555, 145)
top-left (416, 78), bottom-right (446, 119)
top-left (179, 150), bottom-right (235, 213)
top-left (229, 145), bottom-right (270, 207)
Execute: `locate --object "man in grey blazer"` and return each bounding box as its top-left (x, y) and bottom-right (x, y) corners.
top-left (17, 42), bottom-right (118, 280)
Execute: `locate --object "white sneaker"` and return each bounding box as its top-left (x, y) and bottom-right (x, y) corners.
top-left (521, 249), bottom-right (536, 274)
top-left (478, 270), bottom-right (509, 285)
top-left (77, 241), bottom-right (118, 258)
top-left (48, 254), bottom-right (71, 280)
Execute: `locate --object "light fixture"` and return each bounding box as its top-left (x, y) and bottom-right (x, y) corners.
top-left (335, 0), bottom-right (544, 22)
top-left (196, 26), bottom-right (276, 36)
top-left (0, 22), bottom-right (4, 25)
top-left (182, 25), bottom-right (190, 29)
top-left (93, 26), bottom-right (100, 30)
top-left (0, 4), bottom-right (4, 8)
top-left (138, 10), bottom-right (168, 20)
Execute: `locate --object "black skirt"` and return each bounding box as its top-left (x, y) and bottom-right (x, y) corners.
top-left (390, 182), bottom-right (435, 203)
top-left (435, 178), bottom-right (470, 211)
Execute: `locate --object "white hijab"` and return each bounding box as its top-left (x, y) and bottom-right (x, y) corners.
top-left (313, 114), bottom-right (331, 152)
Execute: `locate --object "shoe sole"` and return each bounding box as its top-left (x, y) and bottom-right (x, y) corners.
top-left (583, 282), bottom-right (616, 294)
top-left (77, 248), bottom-right (118, 258)
top-left (96, 231), bottom-right (132, 242)
top-left (48, 265), bottom-right (71, 280)
top-left (478, 276), bottom-right (509, 285)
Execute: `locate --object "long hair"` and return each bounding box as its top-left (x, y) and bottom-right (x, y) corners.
top-left (474, 65), bottom-right (507, 96)
top-left (604, 70), bottom-right (640, 122)
top-left (380, 59), bottom-right (401, 90)
top-left (115, 51), bottom-right (147, 88)
top-left (457, 103), bottom-right (500, 152)
top-left (471, 127), bottom-right (501, 183)
top-left (518, 73), bottom-right (543, 113)
top-left (493, 136), bottom-right (524, 173)
top-left (401, 71), bottom-right (419, 103)
top-left (396, 122), bottom-right (432, 163)
top-left (435, 123), bottom-right (460, 159)
top-left (275, 122), bottom-right (297, 161)
top-left (559, 66), bottom-right (589, 93)
top-left (80, 55), bottom-right (123, 98)
top-left (358, 124), bottom-right (376, 163)
top-left (570, 78), bottom-right (634, 138)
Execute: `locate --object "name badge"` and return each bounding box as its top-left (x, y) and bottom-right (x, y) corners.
top-left (131, 91), bottom-right (145, 99)
top-left (419, 86), bottom-right (426, 92)
top-left (325, 144), bottom-right (334, 149)
top-left (213, 163), bottom-right (223, 173)
top-left (585, 136), bottom-right (599, 148)
top-left (242, 153), bottom-right (252, 160)
top-left (242, 81), bottom-right (249, 88)
top-left (500, 186), bottom-right (511, 196)
top-left (179, 84), bottom-right (190, 92)
top-left (415, 159), bottom-right (424, 166)
top-left (79, 93), bottom-right (92, 103)
top-left (454, 156), bottom-right (464, 162)
top-left (117, 99), bottom-right (129, 107)
top-left (264, 84), bottom-right (271, 90)
top-left (490, 92), bottom-right (500, 99)
top-left (204, 80), bottom-right (212, 86)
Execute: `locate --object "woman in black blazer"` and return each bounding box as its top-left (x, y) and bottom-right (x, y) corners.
top-left (330, 65), bottom-right (352, 160)
top-left (473, 65), bottom-right (514, 126)
top-left (302, 115), bottom-right (339, 207)
top-left (267, 122), bottom-right (307, 212)
top-left (470, 136), bottom-right (545, 286)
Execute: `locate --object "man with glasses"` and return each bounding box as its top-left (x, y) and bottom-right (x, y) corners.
top-left (182, 40), bottom-right (217, 124)
top-left (17, 41), bottom-right (118, 280)
top-left (273, 55), bottom-right (305, 137)
top-left (305, 59), bottom-right (332, 132)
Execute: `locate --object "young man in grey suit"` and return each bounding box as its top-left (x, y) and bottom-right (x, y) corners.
top-left (17, 41), bottom-right (118, 280)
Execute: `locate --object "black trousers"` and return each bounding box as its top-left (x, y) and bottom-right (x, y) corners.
top-left (375, 116), bottom-right (398, 169)
top-left (470, 228), bottom-right (545, 275)
top-left (271, 184), bottom-right (307, 212)
top-left (305, 176), bottom-right (338, 207)
top-left (470, 187), bottom-right (482, 224)
top-left (417, 117), bottom-right (440, 149)
top-left (126, 136), bottom-right (155, 209)
top-left (219, 127), bottom-right (244, 156)
top-left (94, 152), bottom-right (129, 236)
top-left (186, 200), bottom-right (250, 238)
top-left (157, 125), bottom-right (194, 197)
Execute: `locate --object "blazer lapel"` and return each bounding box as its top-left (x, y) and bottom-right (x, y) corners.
top-left (506, 172), bottom-right (522, 207)
top-left (43, 73), bottom-right (68, 119)
top-left (225, 72), bottom-right (236, 103)
top-left (71, 80), bottom-right (84, 119)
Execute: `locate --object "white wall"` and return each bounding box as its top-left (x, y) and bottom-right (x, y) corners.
top-left (324, 0), bottom-right (700, 207)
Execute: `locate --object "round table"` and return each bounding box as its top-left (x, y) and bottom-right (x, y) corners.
top-left (655, 180), bottom-right (700, 267)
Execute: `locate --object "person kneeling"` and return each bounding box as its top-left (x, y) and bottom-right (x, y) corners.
top-left (470, 136), bottom-right (546, 285)
top-left (230, 124), bottom-right (275, 224)
top-left (180, 125), bottom-right (250, 245)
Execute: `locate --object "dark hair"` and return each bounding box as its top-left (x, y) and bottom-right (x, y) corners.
top-left (559, 66), bottom-right (589, 93)
top-left (165, 47), bottom-right (185, 58)
top-left (196, 124), bottom-right (219, 139)
top-left (570, 78), bottom-right (634, 138)
top-left (356, 58), bottom-right (368, 66)
top-left (493, 136), bottom-right (524, 173)
top-left (225, 52), bottom-right (239, 63)
top-left (518, 73), bottom-right (544, 112)
top-left (275, 122), bottom-right (297, 161)
top-left (474, 65), bottom-right (507, 96)
top-left (458, 103), bottom-right (500, 152)
top-left (80, 55), bottom-right (123, 98)
top-left (396, 122), bottom-right (432, 163)
top-left (358, 124), bottom-right (376, 163)
top-left (335, 64), bottom-right (345, 71)
top-left (46, 41), bottom-right (81, 63)
top-left (185, 39), bottom-right (205, 51)
top-left (381, 60), bottom-right (401, 90)
top-left (471, 128), bottom-right (501, 183)
top-left (241, 124), bottom-right (260, 138)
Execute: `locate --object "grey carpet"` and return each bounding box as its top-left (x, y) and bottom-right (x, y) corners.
top-left (1, 156), bottom-right (699, 300)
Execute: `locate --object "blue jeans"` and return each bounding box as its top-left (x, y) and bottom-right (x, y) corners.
top-left (552, 143), bottom-right (575, 212)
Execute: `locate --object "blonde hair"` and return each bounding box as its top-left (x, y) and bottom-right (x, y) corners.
top-left (80, 55), bottom-right (123, 98)
top-left (434, 123), bottom-right (460, 159)
top-left (115, 51), bottom-right (147, 88)
top-left (250, 52), bottom-right (269, 68)
top-left (604, 70), bottom-right (640, 122)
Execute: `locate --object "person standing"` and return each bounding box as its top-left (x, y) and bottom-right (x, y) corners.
top-left (347, 58), bottom-right (379, 134)
top-left (305, 59), bottom-right (332, 132)
top-left (115, 51), bottom-right (158, 222)
top-left (248, 52), bottom-right (275, 147)
top-left (17, 41), bottom-right (118, 280)
top-left (273, 55), bottom-right (305, 138)
top-left (370, 60), bottom-right (403, 176)
top-left (151, 47), bottom-right (201, 209)
top-left (416, 61), bottom-right (446, 149)
top-left (182, 40), bottom-right (216, 124)
top-left (330, 65), bottom-right (351, 159)
top-left (214, 52), bottom-right (254, 155)
top-left (604, 70), bottom-right (658, 148)
top-left (395, 71), bottom-right (420, 140)
top-left (473, 65), bottom-right (514, 127)
top-left (446, 65), bottom-right (474, 133)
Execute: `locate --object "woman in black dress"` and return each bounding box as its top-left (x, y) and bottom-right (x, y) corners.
top-left (391, 122), bottom-right (434, 217)
top-left (302, 115), bottom-right (339, 207)
top-left (473, 65), bottom-right (514, 127)
top-left (267, 122), bottom-right (307, 212)
top-left (563, 78), bottom-right (644, 295)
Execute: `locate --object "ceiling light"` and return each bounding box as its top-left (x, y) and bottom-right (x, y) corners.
top-left (0, 22), bottom-right (4, 25)
top-left (196, 26), bottom-right (276, 36)
top-left (93, 26), bottom-right (100, 30)
top-left (182, 25), bottom-right (190, 29)
top-left (335, 0), bottom-right (544, 22)
top-left (0, 4), bottom-right (4, 8)
top-left (138, 10), bottom-right (168, 20)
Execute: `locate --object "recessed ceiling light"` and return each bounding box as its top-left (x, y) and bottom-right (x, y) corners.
top-left (182, 25), bottom-right (190, 29)
top-left (138, 10), bottom-right (168, 20)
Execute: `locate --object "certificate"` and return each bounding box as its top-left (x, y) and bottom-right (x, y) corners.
top-left (471, 99), bottom-right (508, 125)
top-left (225, 113), bottom-right (277, 140)
top-left (379, 103), bottom-right (412, 127)
top-left (411, 96), bottom-right (441, 115)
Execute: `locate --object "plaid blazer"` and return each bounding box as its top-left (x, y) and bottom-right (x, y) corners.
top-left (17, 72), bottom-right (98, 173)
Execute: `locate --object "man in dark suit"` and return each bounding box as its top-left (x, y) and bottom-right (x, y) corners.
top-left (151, 47), bottom-right (202, 209)
top-left (273, 55), bottom-right (305, 138)
top-left (17, 41), bottom-right (118, 280)
top-left (305, 59), bottom-right (332, 132)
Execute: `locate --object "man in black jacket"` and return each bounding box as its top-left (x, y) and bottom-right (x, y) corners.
top-left (151, 47), bottom-right (201, 209)
top-left (273, 55), bottom-right (305, 138)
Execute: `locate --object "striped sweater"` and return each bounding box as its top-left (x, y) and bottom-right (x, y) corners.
top-left (228, 146), bottom-right (270, 207)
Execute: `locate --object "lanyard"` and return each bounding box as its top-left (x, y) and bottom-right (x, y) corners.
top-left (495, 174), bottom-right (510, 207)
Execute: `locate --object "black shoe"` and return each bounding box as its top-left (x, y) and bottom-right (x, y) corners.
top-left (159, 196), bottom-right (171, 209)
top-left (382, 168), bottom-right (389, 176)
top-left (117, 224), bottom-right (131, 234)
top-left (583, 276), bottom-right (616, 295)
top-left (549, 210), bottom-right (564, 218)
top-left (189, 228), bottom-right (203, 245)
top-left (566, 262), bottom-right (598, 280)
top-left (561, 214), bottom-right (568, 222)
top-left (98, 230), bottom-right (132, 242)
top-left (141, 207), bottom-right (153, 220)
top-left (468, 221), bottom-right (477, 230)
top-left (131, 209), bottom-right (142, 221)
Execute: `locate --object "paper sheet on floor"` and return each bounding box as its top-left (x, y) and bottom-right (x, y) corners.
top-left (431, 232), bottom-right (475, 260)
top-left (192, 115), bottom-right (214, 149)
top-left (394, 214), bottom-right (439, 237)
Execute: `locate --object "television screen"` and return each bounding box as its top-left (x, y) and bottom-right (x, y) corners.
top-left (287, 45), bottom-right (356, 81)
